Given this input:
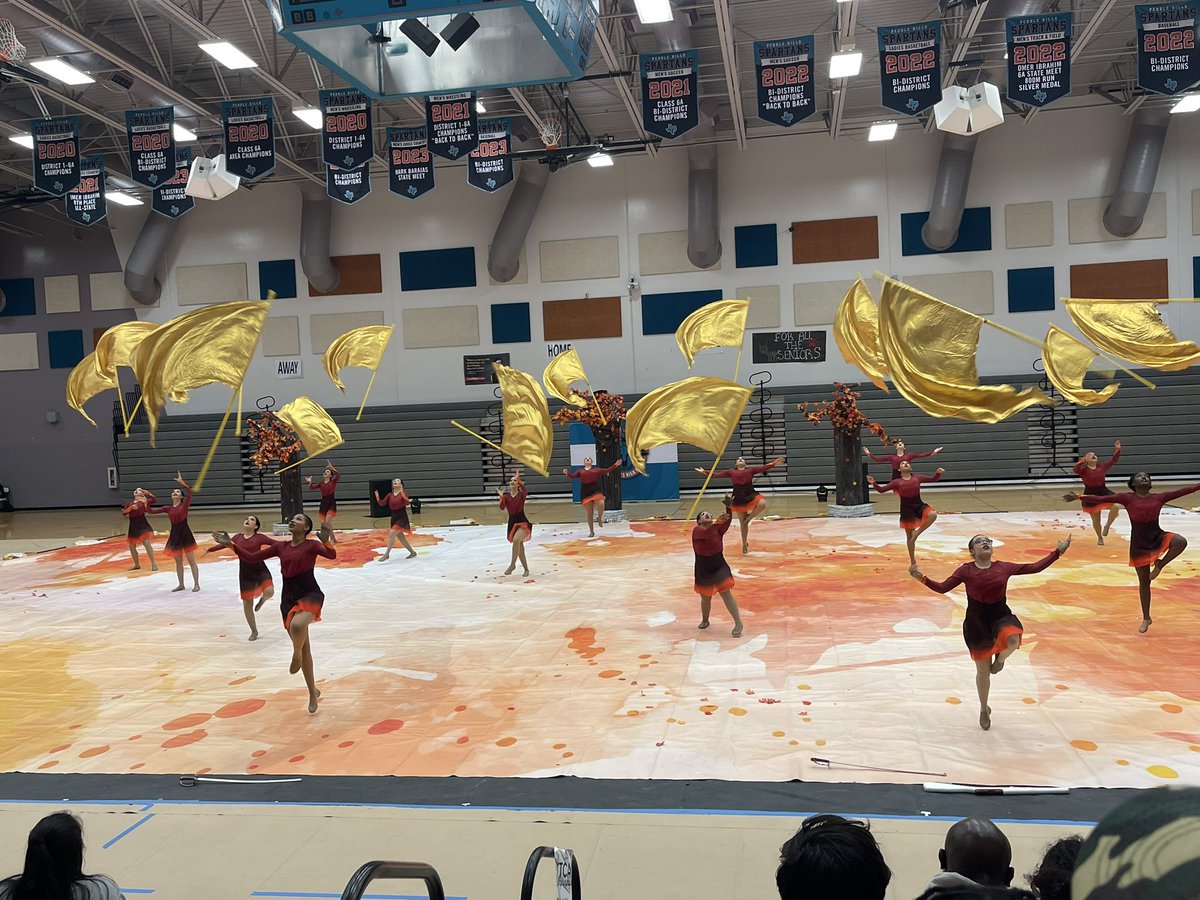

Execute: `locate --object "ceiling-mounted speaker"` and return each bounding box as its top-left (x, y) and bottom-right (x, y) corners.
top-left (399, 18), bottom-right (440, 57)
top-left (967, 81), bottom-right (1004, 133)
top-left (185, 153), bottom-right (240, 200)
top-left (441, 13), bottom-right (480, 51)
top-left (933, 86), bottom-right (972, 135)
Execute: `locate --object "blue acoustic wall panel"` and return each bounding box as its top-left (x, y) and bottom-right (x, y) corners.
top-left (901, 207), bottom-right (992, 256)
top-left (259, 259), bottom-right (297, 299)
top-left (400, 247), bottom-right (477, 292)
top-left (734, 224), bottom-right (778, 269)
top-left (641, 289), bottom-right (724, 335)
top-left (48, 329), bottom-right (85, 369)
top-left (1193, 256), bottom-right (1200, 297)
top-left (491, 302), bottom-right (532, 344)
top-left (0, 277), bottom-right (37, 317)
top-left (1007, 267), bottom-right (1056, 313)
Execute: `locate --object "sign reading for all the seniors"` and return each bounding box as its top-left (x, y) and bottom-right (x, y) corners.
top-left (640, 50), bottom-right (699, 139)
top-left (878, 21), bottom-right (942, 116)
top-left (32, 116), bottom-right (80, 196)
top-left (1006, 13), bottom-right (1072, 107)
top-left (755, 37), bottom-right (816, 127)
top-left (1136, 2), bottom-right (1200, 94)
top-left (222, 97), bottom-right (276, 180)
top-left (320, 88), bottom-right (372, 169)
top-left (125, 107), bottom-right (175, 188)
top-left (388, 127), bottom-right (435, 199)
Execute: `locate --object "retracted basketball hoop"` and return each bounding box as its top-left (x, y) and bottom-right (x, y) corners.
top-left (0, 18), bottom-right (27, 63)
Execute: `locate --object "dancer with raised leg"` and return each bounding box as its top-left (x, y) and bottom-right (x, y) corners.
top-left (306, 460), bottom-right (340, 544)
top-left (866, 439), bottom-right (943, 481)
top-left (692, 493), bottom-right (744, 638)
top-left (374, 478), bottom-right (416, 561)
top-left (695, 456), bottom-right (785, 554)
top-left (498, 472), bottom-right (531, 576)
top-left (868, 463), bottom-right (944, 566)
top-left (911, 534), bottom-right (1071, 731)
top-left (150, 472), bottom-right (199, 592)
top-left (1073, 440), bottom-right (1122, 544)
top-left (122, 487), bottom-right (158, 572)
top-left (206, 515), bottom-right (275, 640)
top-left (563, 457), bottom-right (621, 537)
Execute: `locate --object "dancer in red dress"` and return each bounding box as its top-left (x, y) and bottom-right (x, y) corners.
top-left (213, 514), bottom-right (335, 713)
top-left (122, 487), bottom-right (158, 572)
top-left (498, 472), bottom-right (531, 576)
top-left (206, 515), bottom-right (275, 640)
top-left (373, 478), bottom-right (416, 561)
top-left (1073, 441), bottom-right (1122, 545)
top-left (868, 463), bottom-right (945, 566)
top-left (149, 472), bottom-right (199, 592)
top-left (866, 439), bottom-right (943, 481)
top-left (692, 493), bottom-right (744, 637)
top-left (696, 456), bottom-right (785, 554)
top-left (911, 534), bottom-right (1072, 730)
top-left (306, 460), bottom-right (340, 544)
top-left (1067, 473), bottom-right (1200, 632)
top-left (563, 457), bottom-right (621, 538)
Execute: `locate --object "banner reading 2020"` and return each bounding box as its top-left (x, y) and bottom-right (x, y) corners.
top-left (640, 50), bottom-right (699, 139)
top-left (426, 91), bottom-right (479, 161)
top-left (64, 157), bottom-right (106, 226)
top-left (467, 118), bottom-right (513, 193)
top-left (32, 116), bottom-right (80, 196)
top-left (388, 127), bottom-right (434, 199)
top-left (320, 88), bottom-right (372, 169)
top-left (878, 21), bottom-right (941, 116)
top-left (755, 37), bottom-right (816, 127)
top-left (1136, 2), bottom-right (1199, 94)
top-left (222, 97), bottom-right (275, 180)
top-left (1006, 14), bottom-right (1071, 107)
top-left (152, 148), bottom-right (194, 220)
top-left (327, 163), bottom-right (371, 205)
top-left (125, 107), bottom-right (174, 189)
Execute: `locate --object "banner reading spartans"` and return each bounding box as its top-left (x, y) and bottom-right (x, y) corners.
top-left (1136, 2), bottom-right (1200, 94)
top-left (640, 50), bottom-right (699, 139)
top-left (878, 21), bottom-right (941, 116)
top-left (320, 88), bottom-right (372, 168)
top-left (467, 118), bottom-right (513, 193)
top-left (755, 37), bottom-right (816, 127)
top-left (425, 92), bottom-right (478, 161)
top-left (125, 107), bottom-right (174, 189)
top-left (327, 163), bottom-right (371, 205)
top-left (65, 156), bottom-right (106, 226)
top-left (32, 116), bottom-right (80, 196)
top-left (152, 148), bottom-right (195, 219)
top-left (222, 97), bottom-right (275, 180)
top-left (1006, 13), bottom-right (1071, 107)
top-left (388, 127), bottom-right (434, 199)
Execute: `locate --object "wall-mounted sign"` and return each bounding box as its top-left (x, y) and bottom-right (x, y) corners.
top-left (752, 331), bottom-right (827, 364)
top-left (320, 88), bottom-right (372, 168)
top-left (464, 353), bottom-right (510, 385)
top-left (274, 358), bottom-right (303, 379)
top-left (32, 116), bottom-right (80, 196)
top-left (755, 37), bottom-right (816, 127)
top-left (1006, 13), bottom-right (1072, 107)
top-left (640, 50), bottom-right (699, 139)
top-left (1136, 2), bottom-right (1199, 94)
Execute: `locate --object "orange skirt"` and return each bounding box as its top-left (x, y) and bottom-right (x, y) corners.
top-left (284, 599), bottom-right (322, 631)
top-left (507, 520), bottom-right (532, 543)
top-left (1129, 532), bottom-right (1176, 568)
top-left (969, 624), bottom-right (1023, 661)
top-left (240, 578), bottom-right (273, 602)
top-left (580, 492), bottom-right (604, 506)
top-left (163, 543), bottom-right (197, 559)
top-left (900, 505), bottom-right (934, 532)
top-left (730, 494), bottom-right (764, 514)
top-left (390, 524), bottom-right (414, 534)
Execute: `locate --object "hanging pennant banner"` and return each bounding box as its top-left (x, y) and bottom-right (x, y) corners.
top-left (327, 163), bottom-right (371, 205)
top-left (754, 37), bottom-right (816, 127)
top-left (640, 50), bottom-right (699, 139)
top-left (125, 107), bottom-right (175, 188)
top-left (878, 21), bottom-right (942, 116)
top-left (65, 156), bottom-right (106, 226)
top-left (425, 91), bottom-right (479, 161)
top-left (467, 118), bottom-right (513, 193)
top-left (1136, 2), bottom-right (1200, 94)
top-left (32, 116), bottom-right (81, 196)
top-left (152, 148), bottom-right (195, 219)
top-left (388, 127), bottom-right (435, 199)
top-left (1006, 14), bottom-right (1072, 107)
top-left (222, 97), bottom-right (276, 180)
top-left (320, 88), bottom-right (372, 169)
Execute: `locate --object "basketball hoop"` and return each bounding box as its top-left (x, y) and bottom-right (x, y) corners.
top-left (0, 19), bottom-right (27, 63)
top-left (539, 115), bottom-right (563, 151)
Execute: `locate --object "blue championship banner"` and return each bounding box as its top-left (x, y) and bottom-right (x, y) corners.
top-left (878, 21), bottom-right (942, 116)
top-left (125, 107), bottom-right (174, 188)
top-left (425, 91), bottom-right (479, 161)
top-left (467, 118), bottom-right (513, 193)
top-left (755, 37), bottom-right (816, 127)
top-left (152, 148), bottom-right (194, 219)
top-left (222, 97), bottom-right (275, 180)
top-left (388, 127), bottom-right (434, 199)
top-left (327, 162), bottom-right (371, 205)
top-left (32, 116), bottom-right (80, 196)
top-left (320, 88), bottom-right (372, 168)
top-left (65, 156), bottom-right (106, 226)
top-left (640, 50), bottom-right (699, 139)
top-left (1006, 14), bottom-right (1072, 107)
top-left (1136, 2), bottom-right (1199, 94)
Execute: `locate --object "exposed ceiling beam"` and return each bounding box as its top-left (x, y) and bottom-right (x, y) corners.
top-left (508, 88), bottom-right (546, 136)
top-left (594, 1), bottom-right (654, 155)
top-left (712, 0), bottom-right (746, 149)
top-left (1025, 0), bottom-right (1119, 122)
top-left (829, 0), bottom-right (857, 139)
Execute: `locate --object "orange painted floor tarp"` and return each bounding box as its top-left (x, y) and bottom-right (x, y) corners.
top-left (2, 511), bottom-right (1198, 787)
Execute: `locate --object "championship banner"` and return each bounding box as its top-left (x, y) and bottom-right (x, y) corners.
top-left (64, 156), bottom-right (106, 226)
top-left (755, 37), bottom-right (816, 127)
top-left (320, 88), bottom-right (372, 168)
top-left (388, 127), bottom-right (435, 199)
top-left (125, 107), bottom-right (175, 189)
top-left (878, 21), bottom-right (942, 116)
top-left (152, 148), bottom-right (195, 219)
top-left (1136, 2), bottom-right (1199, 94)
top-left (467, 118), bottom-right (513, 193)
top-left (32, 116), bottom-right (80, 196)
top-left (1006, 13), bottom-right (1071, 107)
top-left (221, 97), bottom-right (275, 180)
top-left (327, 163), bottom-right (371, 205)
top-left (640, 50), bottom-right (699, 139)
top-left (425, 91), bottom-right (479, 160)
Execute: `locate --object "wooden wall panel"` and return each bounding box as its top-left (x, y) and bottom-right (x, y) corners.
top-left (1069, 259), bottom-right (1169, 299)
top-left (791, 216), bottom-right (879, 264)
top-left (308, 254), bottom-right (383, 297)
top-left (543, 296), bottom-right (623, 340)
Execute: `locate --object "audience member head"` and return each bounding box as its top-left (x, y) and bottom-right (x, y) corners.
top-left (917, 887), bottom-right (1035, 900)
top-left (939, 817), bottom-right (1014, 888)
top-left (776, 814), bottom-right (891, 900)
top-left (1027, 835), bottom-right (1083, 900)
top-left (4, 811), bottom-right (87, 900)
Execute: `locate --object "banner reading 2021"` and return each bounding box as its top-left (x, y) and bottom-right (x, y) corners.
top-left (1136, 2), bottom-right (1199, 94)
top-left (320, 88), bottom-right (372, 169)
top-left (878, 21), bottom-right (941, 116)
top-left (640, 50), bottom-right (698, 139)
top-left (754, 37), bottom-right (816, 127)
top-left (1006, 13), bottom-right (1071, 107)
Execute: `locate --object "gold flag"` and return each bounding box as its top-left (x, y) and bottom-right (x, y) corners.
top-left (625, 376), bottom-right (751, 475)
top-left (494, 363), bottom-right (554, 476)
top-left (275, 397), bottom-right (344, 466)
top-left (877, 278), bottom-right (1049, 423)
top-left (322, 324), bottom-right (394, 392)
top-left (542, 347), bottom-right (592, 408)
top-left (675, 299), bottom-right (749, 368)
top-left (66, 352), bottom-right (117, 427)
top-left (833, 277), bottom-right (889, 392)
top-left (94, 320), bottom-right (159, 380)
top-left (1042, 326), bottom-right (1119, 406)
top-left (1066, 299), bottom-right (1200, 371)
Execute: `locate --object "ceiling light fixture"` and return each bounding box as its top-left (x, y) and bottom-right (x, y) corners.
top-left (197, 40), bottom-right (258, 70)
top-left (868, 122), bottom-right (898, 142)
top-left (173, 123), bottom-right (197, 142)
top-left (829, 51), bottom-right (863, 79)
top-left (633, 0), bottom-right (673, 25)
top-left (399, 19), bottom-right (440, 58)
top-left (8, 133), bottom-right (34, 149)
top-left (293, 107), bottom-right (323, 129)
top-left (587, 152), bottom-right (614, 168)
top-left (475, 100), bottom-right (487, 113)
top-left (106, 192), bottom-right (144, 206)
top-left (28, 58), bottom-right (95, 85)
top-left (1170, 93), bottom-right (1200, 113)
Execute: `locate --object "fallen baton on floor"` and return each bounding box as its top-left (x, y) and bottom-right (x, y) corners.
top-left (811, 757), bottom-right (947, 778)
top-left (179, 775), bottom-right (303, 786)
top-left (922, 783), bottom-right (1069, 795)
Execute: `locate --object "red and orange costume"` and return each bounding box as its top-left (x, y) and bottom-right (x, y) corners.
top-left (499, 483), bottom-right (531, 543)
top-left (381, 489), bottom-right (413, 534)
top-left (122, 491), bottom-right (156, 545)
top-left (227, 536), bottom-right (336, 629)
top-left (150, 487), bottom-right (196, 557)
top-left (1077, 483), bottom-right (1200, 568)
top-left (868, 448), bottom-right (938, 482)
top-left (310, 470), bottom-right (340, 520)
top-left (709, 460), bottom-right (781, 514)
top-left (692, 512), bottom-right (734, 595)
top-left (1074, 448), bottom-right (1121, 511)
top-left (566, 461), bottom-right (621, 505)
top-left (874, 471), bottom-right (942, 531)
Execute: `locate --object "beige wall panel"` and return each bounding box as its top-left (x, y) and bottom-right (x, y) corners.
top-left (176, 262), bottom-right (249, 307)
top-left (736, 285), bottom-right (782, 329)
top-left (44, 275), bottom-right (81, 314)
top-left (1068, 193), bottom-right (1167, 244)
top-left (402, 305), bottom-right (480, 349)
top-left (539, 236), bottom-right (621, 282)
top-left (90, 272), bottom-right (156, 310)
top-left (901, 270), bottom-right (994, 315)
top-left (310, 311), bottom-right (386, 355)
top-left (638, 230), bottom-right (721, 275)
top-left (0, 332), bottom-right (39, 371)
top-left (487, 244), bottom-right (528, 285)
top-left (793, 280), bottom-right (852, 326)
top-left (261, 316), bottom-right (301, 357)
top-left (1005, 201), bottom-right (1054, 249)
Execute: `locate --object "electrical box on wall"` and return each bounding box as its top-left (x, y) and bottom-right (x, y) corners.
top-left (107, 467), bottom-right (118, 489)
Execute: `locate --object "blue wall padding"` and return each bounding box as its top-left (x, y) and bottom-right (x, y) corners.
top-left (400, 247), bottom-right (477, 292)
top-left (258, 259), bottom-right (297, 299)
top-left (48, 329), bottom-right (85, 369)
top-left (1193, 257), bottom-right (1200, 297)
top-left (1007, 267), bottom-right (1056, 313)
top-left (900, 206), bottom-right (992, 256)
top-left (491, 302), bottom-right (532, 343)
top-left (641, 289), bottom-right (724, 335)
top-left (0, 277), bottom-right (37, 317)
top-left (734, 224), bottom-right (778, 269)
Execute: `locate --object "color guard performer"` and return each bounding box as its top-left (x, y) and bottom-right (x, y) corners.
top-left (374, 478), bottom-right (417, 561)
top-left (498, 472), bottom-right (531, 577)
top-left (122, 487), bottom-right (158, 572)
top-left (692, 493), bottom-right (744, 638)
top-left (150, 472), bottom-right (199, 592)
top-left (1073, 441), bottom-right (1122, 545)
top-left (306, 460), bottom-right (340, 544)
top-left (563, 457), bottom-right (621, 538)
top-left (868, 464), bottom-right (944, 567)
top-left (695, 456), bottom-right (785, 554)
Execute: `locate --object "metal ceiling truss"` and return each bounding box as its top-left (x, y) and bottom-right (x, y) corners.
top-left (594, 0), bottom-right (655, 155)
top-left (712, 0), bottom-right (746, 149)
top-left (828, 0), bottom-right (857, 139)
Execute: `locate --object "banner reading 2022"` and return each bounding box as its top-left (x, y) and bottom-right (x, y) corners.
top-left (640, 50), bottom-right (698, 139)
top-left (320, 88), bottom-right (372, 169)
top-left (222, 97), bottom-right (275, 180)
top-left (1006, 14), bottom-right (1071, 107)
top-left (755, 37), bottom-right (816, 127)
top-left (878, 21), bottom-right (941, 116)
top-left (125, 107), bottom-right (174, 189)
top-left (32, 116), bottom-right (80, 196)
top-left (1136, 2), bottom-right (1199, 94)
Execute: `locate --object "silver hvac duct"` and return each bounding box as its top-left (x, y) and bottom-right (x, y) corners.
top-left (1103, 106), bottom-right (1171, 238)
top-left (299, 182), bottom-right (341, 294)
top-left (488, 141), bottom-right (550, 283)
top-left (124, 212), bottom-right (181, 305)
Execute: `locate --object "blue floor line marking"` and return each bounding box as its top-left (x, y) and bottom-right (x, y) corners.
top-left (121, 890), bottom-right (155, 895)
top-left (101, 813), bottom-right (155, 849)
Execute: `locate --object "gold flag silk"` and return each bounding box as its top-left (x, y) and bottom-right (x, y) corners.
top-left (675, 299), bottom-right (749, 368)
top-left (877, 279), bottom-right (1049, 423)
top-left (275, 396), bottom-right (344, 459)
top-left (1066, 299), bottom-right (1200, 371)
top-left (542, 348), bottom-right (592, 408)
top-left (94, 320), bottom-right (159, 380)
top-left (493, 363), bottom-right (554, 476)
top-left (322, 324), bottom-right (394, 392)
top-left (833, 277), bottom-right (889, 392)
top-left (1042, 326), bottom-right (1119, 406)
top-left (66, 352), bottom-right (117, 427)
top-left (625, 377), bottom-right (752, 475)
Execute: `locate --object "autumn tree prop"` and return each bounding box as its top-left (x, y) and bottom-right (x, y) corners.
top-left (553, 390), bottom-right (628, 512)
top-left (798, 383), bottom-right (890, 509)
top-left (247, 411), bottom-right (305, 523)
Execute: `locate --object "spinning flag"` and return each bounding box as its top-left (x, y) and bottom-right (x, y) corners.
top-left (833, 277), bottom-right (889, 392)
top-left (1041, 326), bottom-right (1120, 406)
top-left (274, 397), bottom-right (344, 473)
top-left (66, 352), bottom-right (116, 427)
top-left (322, 324), bottom-right (394, 419)
top-left (493, 363), bottom-right (554, 476)
top-left (95, 320), bottom-right (161, 432)
top-left (625, 377), bottom-right (751, 475)
top-left (675, 299), bottom-right (749, 368)
top-left (542, 348), bottom-right (592, 408)
top-left (1066, 298), bottom-right (1200, 371)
